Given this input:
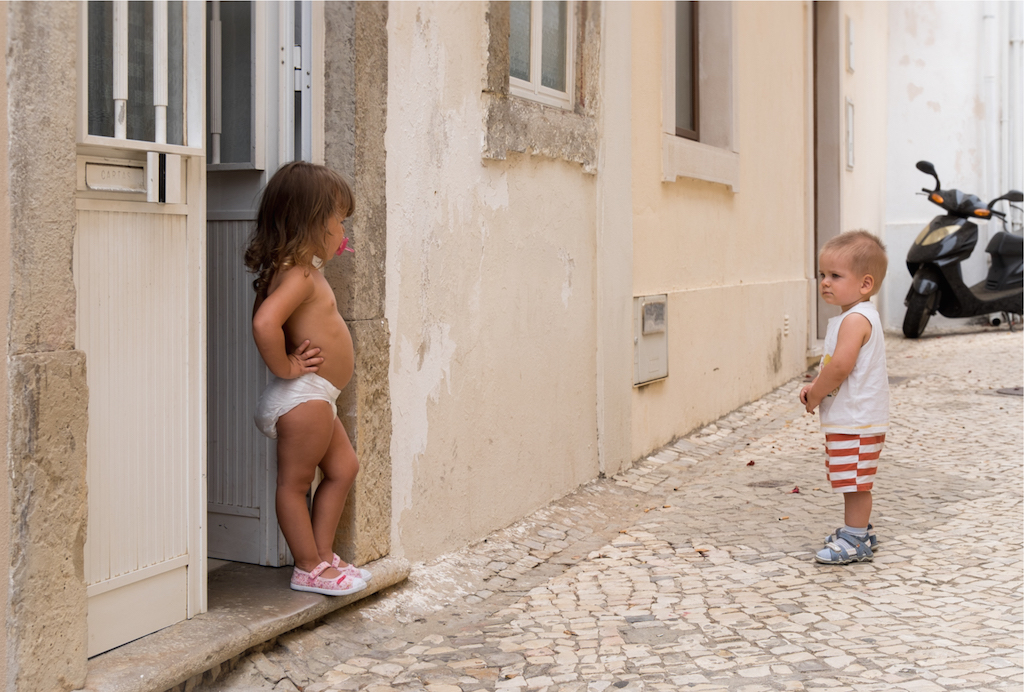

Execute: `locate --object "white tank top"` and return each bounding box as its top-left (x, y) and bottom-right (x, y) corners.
top-left (818, 301), bottom-right (889, 434)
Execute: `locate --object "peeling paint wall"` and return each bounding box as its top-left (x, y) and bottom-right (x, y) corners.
top-left (386, 3), bottom-right (599, 561)
top-left (882, 1), bottom-right (1016, 331)
top-left (628, 2), bottom-right (811, 458)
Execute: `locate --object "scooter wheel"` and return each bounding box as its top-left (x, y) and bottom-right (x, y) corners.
top-left (903, 290), bottom-right (937, 338)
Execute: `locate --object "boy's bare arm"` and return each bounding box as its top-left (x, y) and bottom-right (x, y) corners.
top-left (804, 313), bottom-right (872, 412)
top-left (252, 268), bottom-right (324, 379)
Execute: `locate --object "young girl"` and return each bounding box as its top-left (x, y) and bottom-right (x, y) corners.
top-left (245, 161), bottom-right (371, 595)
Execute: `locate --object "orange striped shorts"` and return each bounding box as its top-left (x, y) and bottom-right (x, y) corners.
top-left (824, 433), bottom-right (885, 493)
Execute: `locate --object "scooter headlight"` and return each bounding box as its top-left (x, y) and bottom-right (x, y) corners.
top-left (914, 223), bottom-right (959, 246)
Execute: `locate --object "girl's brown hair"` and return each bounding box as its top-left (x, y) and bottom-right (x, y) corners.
top-left (244, 161), bottom-right (355, 295)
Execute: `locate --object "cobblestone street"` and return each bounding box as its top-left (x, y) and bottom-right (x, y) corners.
top-left (198, 329), bottom-right (1023, 692)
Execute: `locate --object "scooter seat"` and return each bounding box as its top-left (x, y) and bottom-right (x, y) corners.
top-left (986, 231), bottom-right (1023, 256)
top-left (985, 232), bottom-right (1023, 291)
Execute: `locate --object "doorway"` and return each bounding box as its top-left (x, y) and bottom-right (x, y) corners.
top-left (205, 0), bottom-right (322, 567)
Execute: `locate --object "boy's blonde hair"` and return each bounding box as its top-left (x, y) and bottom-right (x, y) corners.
top-left (821, 230), bottom-right (888, 296)
top-left (244, 161), bottom-right (355, 295)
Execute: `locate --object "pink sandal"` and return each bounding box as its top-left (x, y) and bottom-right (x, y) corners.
top-left (290, 561), bottom-right (366, 596)
top-left (332, 553), bottom-right (372, 582)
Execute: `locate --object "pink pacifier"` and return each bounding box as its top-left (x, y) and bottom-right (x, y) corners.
top-left (336, 237), bottom-right (354, 255)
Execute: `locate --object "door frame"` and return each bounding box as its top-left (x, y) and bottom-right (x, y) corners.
top-left (813, 1), bottom-right (843, 342)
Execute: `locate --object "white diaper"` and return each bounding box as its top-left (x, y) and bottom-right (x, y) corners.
top-left (254, 373), bottom-right (342, 439)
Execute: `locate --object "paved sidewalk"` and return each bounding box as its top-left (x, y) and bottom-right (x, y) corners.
top-left (196, 329), bottom-right (1023, 692)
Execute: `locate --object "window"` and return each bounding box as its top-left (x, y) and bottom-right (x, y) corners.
top-left (87, 1), bottom-right (187, 145)
top-left (483, 1), bottom-right (599, 172)
top-left (81, 0), bottom-right (204, 152)
top-left (205, 1), bottom-right (317, 171)
top-left (661, 0), bottom-right (738, 190)
top-left (207, 1), bottom-right (253, 166)
top-left (675, 1), bottom-right (698, 140)
top-left (509, 0), bottom-right (574, 109)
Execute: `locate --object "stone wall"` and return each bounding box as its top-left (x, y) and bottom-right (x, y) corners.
top-left (0, 5), bottom-right (9, 686)
top-left (4, 2), bottom-right (89, 690)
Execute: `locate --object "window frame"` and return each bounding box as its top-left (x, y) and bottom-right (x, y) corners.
top-left (509, 0), bottom-right (576, 111)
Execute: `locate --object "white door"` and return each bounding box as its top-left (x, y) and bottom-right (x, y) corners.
top-left (206, 0), bottom-right (322, 566)
top-left (75, 1), bottom-right (206, 657)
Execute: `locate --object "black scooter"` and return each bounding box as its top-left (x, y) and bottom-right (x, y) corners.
top-left (902, 160), bottom-right (1023, 338)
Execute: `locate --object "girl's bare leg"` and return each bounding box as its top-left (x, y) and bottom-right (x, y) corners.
top-left (311, 416), bottom-right (359, 566)
top-left (275, 400), bottom-right (343, 579)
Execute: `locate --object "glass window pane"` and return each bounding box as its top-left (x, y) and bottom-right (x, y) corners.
top-left (540, 1), bottom-right (567, 92)
top-left (675, 1), bottom-right (695, 134)
top-left (127, 1), bottom-right (155, 142)
top-left (213, 1), bottom-right (253, 163)
top-left (510, 1), bottom-right (531, 82)
top-left (88, 1), bottom-right (115, 138)
top-left (167, 1), bottom-right (184, 146)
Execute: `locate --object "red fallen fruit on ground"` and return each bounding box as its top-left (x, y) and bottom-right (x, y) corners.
top-left (790, 486), bottom-right (800, 493)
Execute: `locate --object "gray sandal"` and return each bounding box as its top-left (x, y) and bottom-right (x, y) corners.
top-left (816, 528), bottom-right (874, 564)
top-left (824, 523), bottom-right (878, 551)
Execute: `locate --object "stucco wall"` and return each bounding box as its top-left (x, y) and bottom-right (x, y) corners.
top-left (629, 1), bottom-right (810, 458)
top-left (386, 3), bottom-right (599, 561)
top-left (883, 1), bottom-right (1011, 331)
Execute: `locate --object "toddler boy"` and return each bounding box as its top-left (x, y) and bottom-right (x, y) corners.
top-left (800, 230), bottom-right (889, 564)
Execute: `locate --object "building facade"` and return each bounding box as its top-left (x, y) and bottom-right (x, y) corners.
top-left (0, 2), bottom-right (910, 689)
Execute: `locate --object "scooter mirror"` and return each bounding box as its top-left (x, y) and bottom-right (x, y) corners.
top-left (988, 190), bottom-right (1024, 209)
top-left (916, 160), bottom-right (941, 191)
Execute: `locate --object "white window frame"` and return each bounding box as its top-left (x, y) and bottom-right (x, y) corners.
top-left (509, 0), bottom-right (575, 111)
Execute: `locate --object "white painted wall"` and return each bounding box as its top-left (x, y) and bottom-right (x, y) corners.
top-left (840, 2), bottom-right (889, 284)
top-left (385, 3), bottom-right (600, 561)
top-left (883, 1), bottom-right (1022, 331)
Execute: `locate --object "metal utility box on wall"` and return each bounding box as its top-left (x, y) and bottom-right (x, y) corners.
top-left (634, 295), bottom-right (668, 385)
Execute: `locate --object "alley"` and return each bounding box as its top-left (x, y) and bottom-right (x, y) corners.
top-left (197, 328), bottom-right (1023, 692)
